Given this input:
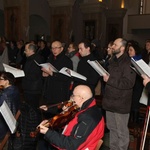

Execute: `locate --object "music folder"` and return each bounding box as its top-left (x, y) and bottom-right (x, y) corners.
top-left (3, 63), bottom-right (25, 78)
top-left (59, 67), bottom-right (87, 81)
top-left (131, 58), bottom-right (150, 77)
top-left (34, 60), bottom-right (87, 81)
top-left (87, 60), bottom-right (109, 76)
top-left (0, 101), bottom-right (17, 134)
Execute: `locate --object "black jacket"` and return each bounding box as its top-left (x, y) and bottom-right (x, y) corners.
top-left (44, 98), bottom-right (105, 150)
top-left (0, 86), bottom-right (20, 140)
top-left (43, 51), bottom-right (73, 104)
top-left (22, 53), bottom-right (44, 94)
top-left (73, 54), bottom-right (100, 95)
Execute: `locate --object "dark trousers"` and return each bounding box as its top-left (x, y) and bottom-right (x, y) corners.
top-left (37, 135), bottom-right (57, 150)
top-left (24, 92), bottom-right (41, 109)
top-left (24, 92), bottom-right (42, 124)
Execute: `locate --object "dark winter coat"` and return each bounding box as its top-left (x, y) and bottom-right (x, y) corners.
top-left (0, 85), bottom-right (20, 140)
top-left (44, 98), bottom-right (105, 150)
top-left (102, 53), bottom-right (136, 114)
top-left (73, 53), bottom-right (100, 95)
top-left (43, 51), bottom-right (73, 104)
top-left (22, 53), bottom-right (44, 94)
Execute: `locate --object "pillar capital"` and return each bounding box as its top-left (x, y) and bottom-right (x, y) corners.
top-left (47, 0), bottom-right (76, 7)
top-left (105, 9), bottom-right (127, 18)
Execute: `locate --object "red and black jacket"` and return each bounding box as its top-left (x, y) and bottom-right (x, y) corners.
top-left (44, 98), bottom-right (105, 150)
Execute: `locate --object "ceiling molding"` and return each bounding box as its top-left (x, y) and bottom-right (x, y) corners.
top-left (79, 1), bottom-right (104, 13)
top-left (47, 0), bottom-right (76, 7)
top-left (105, 9), bottom-right (127, 18)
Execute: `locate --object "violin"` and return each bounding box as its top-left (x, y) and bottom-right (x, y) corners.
top-left (39, 100), bottom-right (71, 111)
top-left (30, 100), bottom-right (79, 138)
top-left (47, 100), bottom-right (69, 109)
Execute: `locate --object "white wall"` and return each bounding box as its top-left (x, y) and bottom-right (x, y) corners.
top-left (123, 0), bottom-right (150, 47)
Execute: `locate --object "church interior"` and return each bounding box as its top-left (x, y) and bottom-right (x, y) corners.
top-left (0, 0), bottom-right (150, 149)
top-left (0, 0), bottom-right (150, 47)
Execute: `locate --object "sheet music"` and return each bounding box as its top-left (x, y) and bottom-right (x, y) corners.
top-left (139, 88), bottom-right (148, 105)
top-left (131, 58), bottom-right (150, 78)
top-left (0, 101), bottom-right (17, 134)
top-left (87, 60), bottom-right (109, 76)
top-left (3, 63), bottom-right (25, 78)
top-left (35, 60), bottom-right (87, 81)
top-left (34, 60), bottom-right (58, 72)
top-left (59, 67), bottom-right (87, 81)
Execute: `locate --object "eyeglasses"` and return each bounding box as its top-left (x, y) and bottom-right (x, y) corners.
top-left (71, 94), bottom-right (83, 99)
top-left (51, 47), bottom-right (62, 50)
top-left (71, 94), bottom-right (79, 97)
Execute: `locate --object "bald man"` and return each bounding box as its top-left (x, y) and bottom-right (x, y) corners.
top-left (38, 85), bottom-right (105, 150)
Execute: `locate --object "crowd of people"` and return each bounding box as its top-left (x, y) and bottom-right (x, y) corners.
top-left (0, 36), bottom-right (150, 150)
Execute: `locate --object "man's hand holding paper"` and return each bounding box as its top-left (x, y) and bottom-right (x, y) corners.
top-left (103, 74), bottom-right (109, 82)
top-left (141, 74), bottom-right (150, 86)
top-left (42, 67), bottom-right (53, 76)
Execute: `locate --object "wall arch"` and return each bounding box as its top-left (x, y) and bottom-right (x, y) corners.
top-left (29, 14), bottom-right (49, 41)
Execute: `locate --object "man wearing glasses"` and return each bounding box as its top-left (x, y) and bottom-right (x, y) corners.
top-left (0, 72), bottom-right (20, 149)
top-left (38, 85), bottom-right (105, 150)
top-left (41, 40), bottom-right (73, 116)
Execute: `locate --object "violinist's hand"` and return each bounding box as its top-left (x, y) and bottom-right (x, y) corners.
top-left (141, 74), bottom-right (150, 86)
top-left (103, 74), bottom-right (109, 82)
top-left (62, 99), bottom-right (73, 112)
top-left (38, 120), bottom-right (49, 134)
top-left (39, 105), bottom-right (48, 111)
top-left (42, 67), bottom-right (53, 76)
top-left (62, 105), bottom-right (69, 112)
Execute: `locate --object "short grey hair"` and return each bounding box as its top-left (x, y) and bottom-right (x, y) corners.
top-left (120, 38), bottom-right (127, 48)
top-left (28, 43), bottom-right (37, 53)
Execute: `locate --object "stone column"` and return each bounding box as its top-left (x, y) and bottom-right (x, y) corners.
top-left (79, 1), bottom-right (105, 44)
top-left (3, 0), bottom-right (29, 41)
top-left (79, 0), bottom-right (127, 46)
top-left (47, 0), bottom-right (75, 43)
